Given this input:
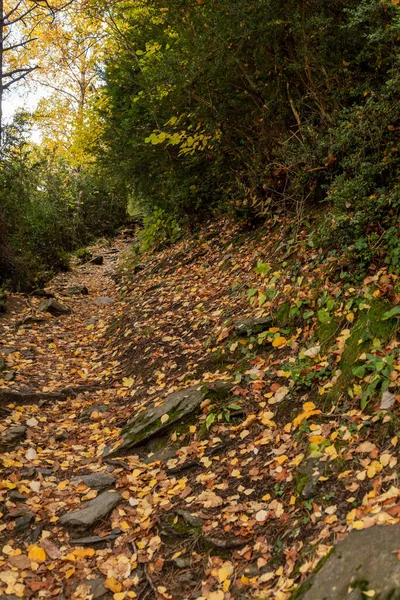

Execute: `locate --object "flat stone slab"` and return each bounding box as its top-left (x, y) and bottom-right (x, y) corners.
top-left (94, 297), bottom-right (114, 305)
top-left (39, 298), bottom-right (72, 316)
top-left (59, 491), bottom-right (122, 529)
top-left (0, 426), bottom-right (26, 450)
top-left (72, 473), bottom-right (115, 490)
top-left (66, 285), bottom-right (88, 295)
top-left (104, 385), bottom-right (209, 458)
top-left (298, 524), bottom-right (400, 599)
top-left (234, 316), bottom-right (273, 336)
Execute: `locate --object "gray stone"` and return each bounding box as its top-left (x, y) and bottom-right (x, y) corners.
top-left (76, 579), bottom-right (110, 600)
top-left (72, 473), bottom-right (115, 490)
top-left (3, 370), bottom-right (15, 381)
top-left (59, 492), bottom-right (122, 529)
top-left (90, 256), bottom-right (104, 265)
top-left (8, 491), bottom-right (27, 503)
top-left (298, 457), bottom-right (324, 499)
top-left (79, 404), bottom-right (110, 423)
top-left (173, 556), bottom-right (192, 568)
top-left (234, 316), bottom-right (273, 336)
top-left (84, 317), bottom-right (99, 326)
top-left (0, 426), bottom-right (26, 450)
top-left (298, 524), bottom-right (400, 600)
top-left (39, 298), bottom-right (72, 316)
top-left (66, 285), bottom-right (89, 296)
top-left (70, 529), bottom-right (122, 545)
top-left (105, 385), bottom-right (208, 458)
top-left (94, 296), bottom-right (114, 305)
top-left (19, 316), bottom-right (46, 326)
top-left (14, 512), bottom-right (35, 533)
top-left (30, 289), bottom-right (55, 298)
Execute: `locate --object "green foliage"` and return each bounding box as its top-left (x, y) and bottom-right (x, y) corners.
top-left (138, 208), bottom-right (182, 253)
top-left (352, 350), bottom-right (395, 409)
top-left (0, 112), bottom-right (127, 290)
top-left (75, 248), bottom-right (93, 263)
top-left (205, 402), bottom-right (242, 430)
top-left (97, 0), bottom-right (400, 240)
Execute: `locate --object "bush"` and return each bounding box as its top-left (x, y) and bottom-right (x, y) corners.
top-left (138, 208), bottom-right (182, 253)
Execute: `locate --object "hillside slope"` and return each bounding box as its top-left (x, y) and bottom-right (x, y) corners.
top-left (1, 219), bottom-right (400, 599)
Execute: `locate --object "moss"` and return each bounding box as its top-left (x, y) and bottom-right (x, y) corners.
top-left (289, 548), bottom-right (334, 599)
top-left (275, 302), bottom-right (291, 325)
top-left (316, 318), bottom-right (342, 351)
top-left (326, 298), bottom-right (399, 405)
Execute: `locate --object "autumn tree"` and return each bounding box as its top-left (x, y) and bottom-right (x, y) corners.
top-left (0, 0), bottom-right (75, 147)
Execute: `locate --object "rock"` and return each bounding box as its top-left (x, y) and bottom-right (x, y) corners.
top-left (70, 529), bottom-right (122, 545)
top-left (3, 370), bottom-right (15, 381)
top-left (173, 556), bottom-right (192, 568)
top-left (66, 285), bottom-right (89, 295)
top-left (39, 298), bottom-right (72, 316)
top-left (219, 253), bottom-right (233, 272)
top-left (297, 457), bottom-right (324, 499)
top-left (90, 256), bottom-right (104, 265)
top-left (30, 289), bottom-right (55, 298)
top-left (72, 473), bottom-right (115, 490)
top-left (298, 524), bottom-right (400, 599)
top-left (8, 491), bottom-right (27, 503)
top-left (19, 316), bottom-right (46, 326)
top-left (59, 491), bottom-right (122, 529)
top-left (0, 426), bottom-right (26, 450)
top-left (79, 404), bottom-right (110, 423)
top-left (105, 385), bottom-right (209, 458)
top-left (234, 316), bottom-right (273, 336)
top-left (82, 578), bottom-right (110, 599)
top-left (176, 510), bottom-right (204, 528)
top-left (14, 512), bottom-right (35, 533)
top-left (84, 317), bottom-right (99, 326)
top-left (35, 468), bottom-right (53, 476)
top-left (94, 296), bottom-right (114, 305)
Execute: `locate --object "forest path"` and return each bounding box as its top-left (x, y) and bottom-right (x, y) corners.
top-left (1, 221), bottom-right (399, 600)
top-left (0, 236), bottom-right (140, 599)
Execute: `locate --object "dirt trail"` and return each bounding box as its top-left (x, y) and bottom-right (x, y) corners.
top-left (2, 221), bottom-right (400, 600)
top-left (0, 238), bottom-right (137, 599)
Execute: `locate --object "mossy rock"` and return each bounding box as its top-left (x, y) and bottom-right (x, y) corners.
top-left (326, 298), bottom-right (399, 404)
top-left (104, 381), bottom-right (233, 458)
top-left (291, 524), bottom-right (400, 599)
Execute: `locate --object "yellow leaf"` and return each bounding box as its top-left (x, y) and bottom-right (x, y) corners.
top-left (309, 436), bottom-right (324, 445)
top-left (73, 548), bottom-right (95, 558)
top-left (218, 562), bottom-right (234, 583)
top-left (28, 546), bottom-right (46, 563)
top-left (122, 377), bottom-right (134, 388)
top-left (346, 312), bottom-right (355, 322)
top-left (114, 594), bottom-right (125, 600)
top-left (66, 567), bottom-right (75, 579)
top-left (272, 336), bottom-right (287, 348)
top-left (352, 520), bottom-right (365, 530)
top-left (105, 578), bottom-right (122, 593)
top-left (208, 592), bottom-right (225, 600)
top-left (160, 414), bottom-right (169, 424)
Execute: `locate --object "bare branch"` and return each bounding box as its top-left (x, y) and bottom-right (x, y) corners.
top-left (3, 37), bottom-right (38, 52)
top-left (4, 0), bottom-right (25, 21)
top-left (31, 76), bottom-right (80, 103)
top-left (3, 66), bottom-right (39, 89)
